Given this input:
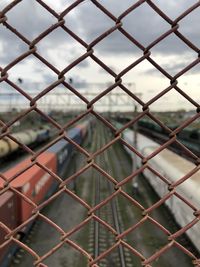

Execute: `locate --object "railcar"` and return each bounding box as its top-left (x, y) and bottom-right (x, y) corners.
top-left (14, 130), bottom-right (38, 145)
top-left (46, 124), bottom-right (89, 177)
top-left (0, 192), bottom-right (18, 267)
top-left (0, 127), bottom-right (50, 159)
top-left (123, 130), bottom-right (200, 253)
top-left (36, 128), bottom-right (50, 143)
top-left (76, 120), bottom-right (91, 137)
top-left (0, 120), bottom-right (91, 266)
top-left (138, 120), bottom-right (200, 156)
top-left (1, 154), bottom-right (57, 224)
top-left (0, 139), bottom-right (13, 158)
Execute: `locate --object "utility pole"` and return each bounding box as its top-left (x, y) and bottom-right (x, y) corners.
top-left (132, 104), bottom-right (139, 194)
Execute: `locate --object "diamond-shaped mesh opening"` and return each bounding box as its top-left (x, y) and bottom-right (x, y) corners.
top-left (94, 30), bottom-right (142, 69)
top-left (19, 217), bottom-right (62, 256)
top-left (5, 0), bottom-right (56, 40)
top-left (123, 2), bottom-right (170, 46)
top-left (125, 219), bottom-right (170, 255)
top-left (65, 57), bottom-right (114, 93)
top-left (40, 190), bottom-right (89, 233)
top-left (36, 27), bottom-right (87, 70)
top-left (121, 59), bottom-right (170, 99)
top-left (0, 26), bottom-right (27, 67)
top-left (65, 1), bottom-right (114, 43)
top-left (7, 56), bottom-right (58, 97)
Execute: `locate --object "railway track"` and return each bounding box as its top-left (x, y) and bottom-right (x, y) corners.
top-left (89, 123), bottom-right (195, 267)
top-left (90, 124), bottom-right (132, 267)
top-left (8, 121), bottom-right (196, 267)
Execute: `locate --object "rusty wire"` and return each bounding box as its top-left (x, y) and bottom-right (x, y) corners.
top-left (0, 0), bottom-right (200, 266)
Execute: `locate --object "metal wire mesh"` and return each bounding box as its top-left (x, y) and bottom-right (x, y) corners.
top-left (0, 0), bottom-right (200, 266)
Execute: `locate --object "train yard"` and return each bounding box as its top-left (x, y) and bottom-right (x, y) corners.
top-left (1, 118), bottom-right (198, 267)
top-left (1, 0), bottom-right (200, 265)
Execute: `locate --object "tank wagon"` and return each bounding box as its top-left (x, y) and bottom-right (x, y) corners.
top-left (138, 120), bottom-right (200, 156)
top-left (0, 119), bottom-right (92, 267)
top-left (123, 129), bottom-right (200, 253)
top-left (0, 127), bottom-right (50, 158)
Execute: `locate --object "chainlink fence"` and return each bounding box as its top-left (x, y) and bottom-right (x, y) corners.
top-left (0, 0), bottom-right (200, 266)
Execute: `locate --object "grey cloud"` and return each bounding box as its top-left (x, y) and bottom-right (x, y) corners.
top-left (71, 0), bottom-right (200, 55)
top-left (0, 0), bottom-right (54, 65)
top-left (144, 60), bottom-right (200, 76)
top-left (0, 0), bottom-right (199, 68)
top-left (0, 26), bottom-right (28, 65)
top-left (0, 0), bottom-right (80, 65)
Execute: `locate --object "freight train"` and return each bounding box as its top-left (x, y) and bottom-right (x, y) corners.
top-left (0, 127), bottom-right (51, 158)
top-left (123, 129), bottom-right (200, 254)
top-left (138, 120), bottom-right (200, 157)
top-left (0, 119), bottom-right (92, 267)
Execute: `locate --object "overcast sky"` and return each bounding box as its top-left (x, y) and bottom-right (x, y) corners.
top-left (0, 0), bottom-right (199, 111)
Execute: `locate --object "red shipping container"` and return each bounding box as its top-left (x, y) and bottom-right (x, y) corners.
top-left (0, 191), bottom-right (18, 263)
top-left (0, 153), bottom-right (57, 225)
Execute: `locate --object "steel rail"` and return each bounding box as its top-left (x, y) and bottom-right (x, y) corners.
top-left (102, 125), bottom-right (127, 267)
top-left (94, 126), bottom-right (101, 259)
